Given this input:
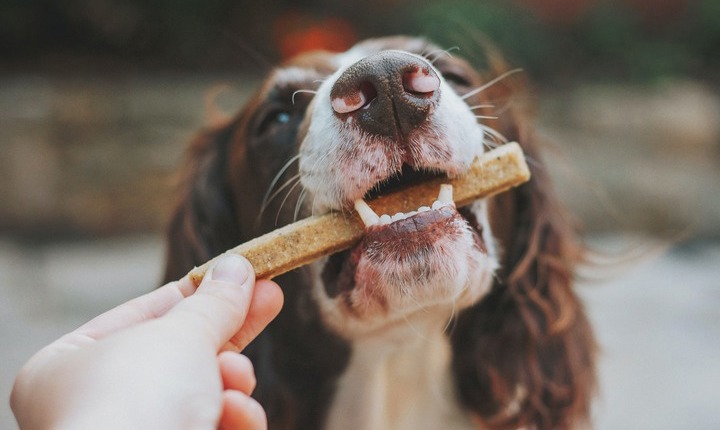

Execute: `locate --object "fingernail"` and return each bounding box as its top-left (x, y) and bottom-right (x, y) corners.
top-left (210, 255), bottom-right (250, 284)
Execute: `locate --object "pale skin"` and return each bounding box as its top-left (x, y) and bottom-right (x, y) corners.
top-left (10, 254), bottom-right (284, 430)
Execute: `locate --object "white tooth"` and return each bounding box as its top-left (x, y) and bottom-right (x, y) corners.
top-left (354, 199), bottom-right (380, 227)
top-left (432, 200), bottom-right (444, 210)
top-left (418, 206), bottom-right (431, 212)
top-left (379, 214), bottom-right (392, 224)
top-left (407, 211), bottom-right (417, 217)
top-left (437, 184), bottom-right (454, 204)
top-left (392, 212), bottom-right (405, 222)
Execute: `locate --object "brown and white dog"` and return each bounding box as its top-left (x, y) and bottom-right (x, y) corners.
top-left (163, 36), bottom-right (596, 430)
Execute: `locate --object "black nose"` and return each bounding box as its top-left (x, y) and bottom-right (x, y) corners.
top-left (330, 51), bottom-right (440, 139)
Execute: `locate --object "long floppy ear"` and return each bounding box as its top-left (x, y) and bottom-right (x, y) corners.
top-left (450, 89), bottom-right (597, 428)
top-left (162, 121), bottom-right (242, 283)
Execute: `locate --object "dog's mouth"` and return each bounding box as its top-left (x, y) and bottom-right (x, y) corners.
top-left (362, 163), bottom-right (445, 201)
top-left (321, 166), bottom-right (488, 307)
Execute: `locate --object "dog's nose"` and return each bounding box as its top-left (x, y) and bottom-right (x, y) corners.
top-left (330, 51), bottom-right (440, 139)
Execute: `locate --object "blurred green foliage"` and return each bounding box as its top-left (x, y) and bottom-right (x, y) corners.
top-left (1, 0), bottom-right (718, 81)
top-left (0, 0), bottom-right (228, 65)
top-left (413, 0), bottom-right (720, 82)
top-left (412, 1), bottom-right (558, 74)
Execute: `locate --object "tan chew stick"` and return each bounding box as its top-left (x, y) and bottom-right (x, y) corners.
top-left (188, 142), bottom-right (531, 285)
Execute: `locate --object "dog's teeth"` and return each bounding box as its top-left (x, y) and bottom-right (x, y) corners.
top-left (437, 184), bottom-right (454, 204)
top-left (354, 199), bottom-right (380, 227)
top-left (363, 195), bottom-right (454, 228)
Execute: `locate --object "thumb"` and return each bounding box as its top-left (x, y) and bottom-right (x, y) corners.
top-left (164, 254), bottom-right (255, 350)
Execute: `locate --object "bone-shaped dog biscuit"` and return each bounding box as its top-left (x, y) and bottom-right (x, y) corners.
top-left (188, 142), bottom-right (530, 285)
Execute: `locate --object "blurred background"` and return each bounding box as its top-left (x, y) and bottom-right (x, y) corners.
top-left (1, 0), bottom-right (719, 428)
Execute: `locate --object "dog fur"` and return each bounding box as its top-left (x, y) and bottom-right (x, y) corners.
top-left (163, 36), bottom-right (596, 430)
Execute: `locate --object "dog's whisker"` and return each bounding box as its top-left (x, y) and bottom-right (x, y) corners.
top-left (275, 178), bottom-right (303, 226)
top-left (478, 123), bottom-right (508, 145)
top-left (494, 95), bottom-right (518, 116)
top-left (443, 298), bottom-right (459, 334)
top-left (259, 173), bottom-right (301, 219)
top-left (483, 140), bottom-right (500, 151)
top-left (461, 68), bottom-right (524, 100)
top-left (468, 103), bottom-right (495, 111)
top-left (406, 279), bottom-right (431, 315)
top-left (475, 115), bottom-right (499, 120)
top-left (292, 89), bottom-right (317, 105)
top-left (426, 46), bottom-right (460, 64)
top-left (481, 137), bottom-right (505, 152)
top-left (310, 193), bottom-right (320, 217)
top-left (294, 187), bottom-right (309, 222)
top-left (400, 309), bottom-right (433, 343)
top-left (262, 154), bottom-right (301, 209)
top-left (524, 155), bottom-right (541, 169)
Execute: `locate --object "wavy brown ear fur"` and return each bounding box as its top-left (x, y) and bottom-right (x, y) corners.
top-left (161, 94), bottom-right (352, 430)
top-left (450, 65), bottom-right (597, 429)
top-left (162, 121), bottom-right (242, 283)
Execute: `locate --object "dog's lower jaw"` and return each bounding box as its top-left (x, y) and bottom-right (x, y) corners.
top-left (309, 200), bottom-right (498, 341)
top-left (311, 252), bottom-right (496, 338)
top-left (323, 313), bottom-right (477, 430)
top-left (311, 200), bottom-right (498, 337)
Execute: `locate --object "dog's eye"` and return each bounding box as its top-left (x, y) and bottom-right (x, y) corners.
top-left (434, 61), bottom-right (474, 88)
top-left (255, 108), bottom-right (292, 136)
top-left (441, 71), bottom-right (472, 88)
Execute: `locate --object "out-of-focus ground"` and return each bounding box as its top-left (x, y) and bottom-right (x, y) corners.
top-left (1, 74), bottom-right (718, 429)
top-left (2, 235), bottom-right (720, 430)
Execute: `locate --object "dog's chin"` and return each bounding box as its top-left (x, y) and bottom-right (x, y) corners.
top-left (312, 203), bottom-right (497, 338)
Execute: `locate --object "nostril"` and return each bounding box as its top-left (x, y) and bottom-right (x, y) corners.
top-left (331, 92), bottom-right (365, 114)
top-left (403, 68), bottom-right (440, 95)
top-left (331, 81), bottom-right (378, 114)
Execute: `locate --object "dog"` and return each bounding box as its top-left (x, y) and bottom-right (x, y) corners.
top-left (163, 36), bottom-right (596, 430)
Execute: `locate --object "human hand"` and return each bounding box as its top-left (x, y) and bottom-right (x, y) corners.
top-left (10, 254), bottom-right (283, 430)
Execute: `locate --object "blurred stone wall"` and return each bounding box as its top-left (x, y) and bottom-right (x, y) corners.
top-left (539, 80), bottom-right (720, 237)
top-left (0, 74), bottom-right (256, 237)
top-left (1, 74), bottom-right (718, 238)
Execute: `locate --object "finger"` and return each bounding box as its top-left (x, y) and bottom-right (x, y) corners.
top-left (59, 276), bottom-right (196, 347)
top-left (219, 390), bottom-right (267, 430)
top-left (218, 352), bottom-right (256, 395)
top-left (164, 254), bottom-right (256, 350)
top-left (221, 279), bottom-right (283, 353)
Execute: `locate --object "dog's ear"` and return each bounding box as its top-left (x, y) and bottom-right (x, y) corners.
top-left (162, 122), bottom-right (243, 283)
top-left (450, 122), bottom-right (597, 428)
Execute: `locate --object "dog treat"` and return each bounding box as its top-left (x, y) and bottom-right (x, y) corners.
top-left (188, 142), bottom-right (530, 285)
